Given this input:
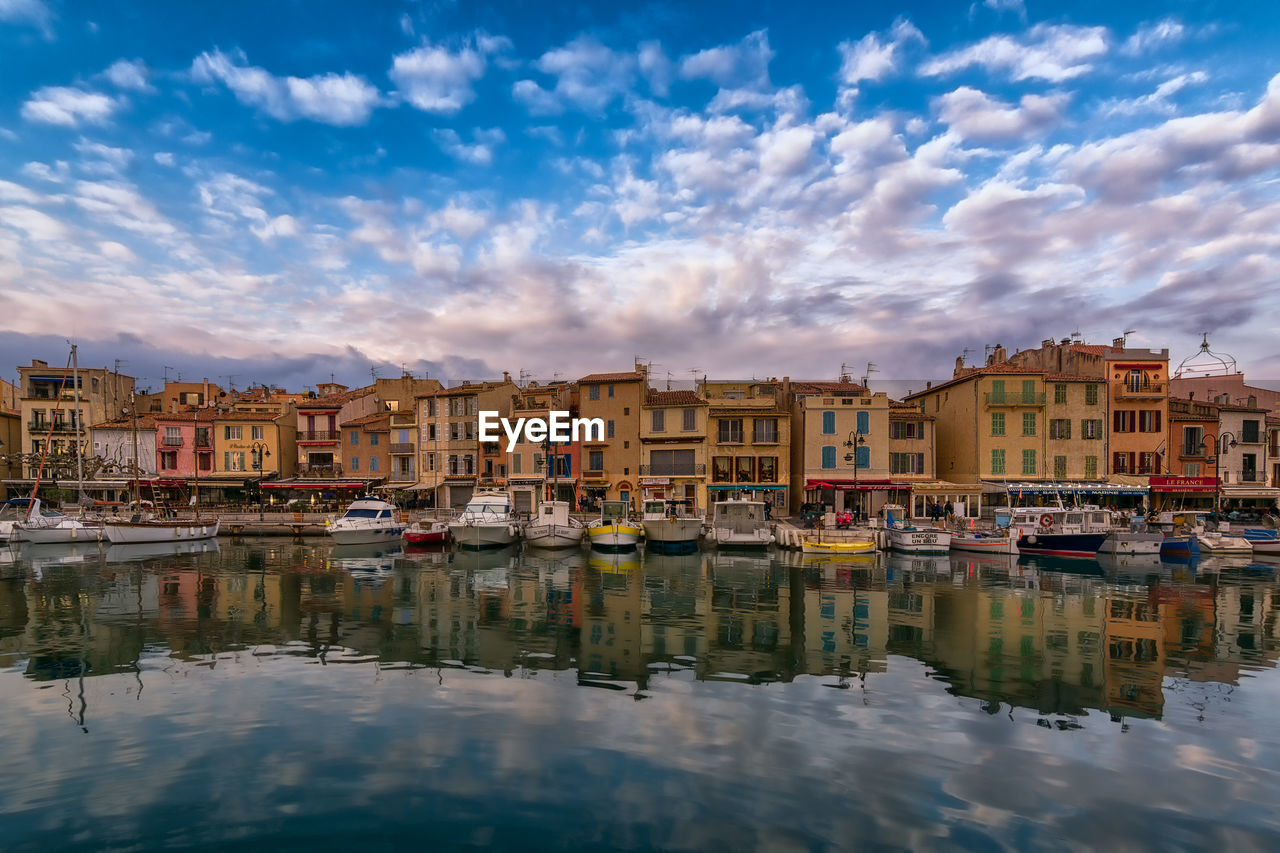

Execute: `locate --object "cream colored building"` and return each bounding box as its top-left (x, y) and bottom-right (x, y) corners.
top-left (577, 367), bottom-right (647, 507)
top-left (790, 379), bottom-right (890, 516)
top-left (639, 390), bottom-right (709, 509)
top-left (701, 379), bottom-right (790, 512)
top-left (415, 378), bottom-right (518, 509)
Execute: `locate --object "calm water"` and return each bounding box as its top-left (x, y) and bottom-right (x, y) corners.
top-left (1, 539), bottom-right (1279, 852)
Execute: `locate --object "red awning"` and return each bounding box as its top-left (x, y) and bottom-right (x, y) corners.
top-left (805, 480), bottom-right (836, 489)
top-left (1150, 475), bottom-right (1219, 493)
top-left (261, 481), bottom-right (368, 490)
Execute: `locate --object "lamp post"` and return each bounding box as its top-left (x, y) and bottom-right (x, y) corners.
top-left (843, 430), bottom-right (866, 522)
top-left (251, 441), bottom-right (271, 521)
top-left (1201, 431), bottom-right (1237, 516)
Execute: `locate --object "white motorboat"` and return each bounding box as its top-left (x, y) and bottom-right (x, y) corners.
top-left (883, 504), bottom-right (951, 554)
top-left (10, 500), bottom-right (103, 544)
top-left (949, 526), bottom-right (1018, 555)
top-left (523, 500), bottom-right (585, 549)
top-left (325, 496), bottom-right (404, 545)
top-left (103, 515), bottom-right (220, 544)
top-left (1196, 530), bottom-right (1253, 556)
top-left (640, 499), bottom-right (703, 549)
top-left (586, 500), bottom-right (642, 550)
top-left (703, 499), bottom-right (774, 548)
top-left (448, 491), bottom-right (520, 549)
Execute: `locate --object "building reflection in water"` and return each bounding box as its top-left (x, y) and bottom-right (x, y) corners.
top-left (0, 540), bottom-right (1277, 726)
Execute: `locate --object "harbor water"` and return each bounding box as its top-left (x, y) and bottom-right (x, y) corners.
top-left (1, 539), bottom-right (1279, 850)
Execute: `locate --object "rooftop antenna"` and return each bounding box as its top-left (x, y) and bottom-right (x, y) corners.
top-left (839, 362), bottom-right (853, 383)
top-left (370, 365), bottom-right (381, 382)
top-left (862, 362), bottom-right (879, 389)
top-left (518, 368), bottom-right (532, 387)
top-left (1070, 328), bottom-right (1082, 342)
top-left (1121, 328), bottom-right (1136, 348)
top-left (221, 373), bottom-right (239, 391)
top-left (960, 348), bottom-right (973, 366)
top-left (666, 371), bottom-right (672, 391)
top-left (163, 365), bottom-right (175, 383)
top-left (689, 368), bottom-right (701, 392)
top-left (984, 344), bottom-right (996, 362)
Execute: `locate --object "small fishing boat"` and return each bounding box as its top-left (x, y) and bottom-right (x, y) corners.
top-left (103, 515), bottom-right (220, 545)
top-left (1249, 539), bottom-right (1280, 559)
top-left (949, 518), bottom-right (1018, 555)
top-left (14, 501), bottom-right (104, 544)
top-left (403, 518), bottom-right (450, 545)
top-left (703, 499), bottom-right (774, 548)
top-left (586, 500), bottom-right (642, 550)
top-left (640, 499), bottom-right (703, 550)
top-left (523, 500), bottom-right (586, 549)
top-left (1098, 531), bottom-right (1163, 556)
top-left (448, 491), bottom-right (520, 549)
top-left (325, 495), bottom-right (404, 545)
top-left (1159, 535), bottom-right (1200, 558)
top-left (883, 504), bottom-right (951, 554)
top-left (800, 538), bottom-right (876, 555)
top-left (0, 498), bottom-right (39, 543)
top-left (1008, 507), bottom-right (1108, 558)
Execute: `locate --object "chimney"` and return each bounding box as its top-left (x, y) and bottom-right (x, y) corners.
top-left (926, 381), bottom-right (933, 389)
top-left (1248, 395), bottom-right (1258, 408)
top-left (502, 371), bottom-right (511, 384)
top-left (1112, 337), bottom-right (1125, 349)
top-left (1042, 339), bottom-right (1054, 348)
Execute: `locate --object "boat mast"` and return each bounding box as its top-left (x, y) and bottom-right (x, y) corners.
top-left (27, 349), bottom-right (75, 514)
top-left (71, 343), bottom-right (88, 506)
top-left (129, 391), bottom-right (141, 507)
top-left (192, 409), bottom-right (200, 519)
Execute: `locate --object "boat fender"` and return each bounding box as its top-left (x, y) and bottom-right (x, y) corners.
top-left (508, 524), bottom-right (517, 537)
top-left (1038, 514), bottom-right (1054, 529)
top-left (1027, 534), bottom-right (1037, 545)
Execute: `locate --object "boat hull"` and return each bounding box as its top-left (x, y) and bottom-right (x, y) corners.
top-left (888, 529), bottom-right (952, 554)
top-left (103, 520), bottom-right (220, 544)
top-left (801, 539), bottom-right (876, 555)
top-left (950, 534), bottom-right (1018, 555)
top-left (1197, 534), bottom-right (1253, 556)
top-left (1015, 531), bottom-right (1106, 558)
top-left (587, 523), bottom-right (642, 549)
top-left (1159, 535), bottom-right (1200, 557)
top-left (1098, 532), bottom-right (1163, 555)
top-left (641, 517), bottom-right (703, 545)
top-left (404, 527), bottom-right (450, 544)
top-left (1251, 540), bottom-right (1280, 559)
top-left (524, 524), bottom-right (586, 549)
top-left (449, 522), bottom-right (519, 549)
top-left (328, 525), bottom-right (404, 545)
top-left (18, 522), bottom-right (102, 544)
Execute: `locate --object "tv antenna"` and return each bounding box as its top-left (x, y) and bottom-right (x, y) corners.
top-left (370, 365), bottom-right (382, 382)
top-left (839, 362), bottom-right (854, 383)
top-left (1121, 328), bottom-right (1137, 347)
top-left (518, 369), bottom-right (533, 387)
top-left (960, 348), bottom-right (973, 366)
top-left (221, 374), bottom-right (239, 391)
top-left (163, 365), bottom-right (175, 383)
top-left (862, 362), bottom-right (879, 389)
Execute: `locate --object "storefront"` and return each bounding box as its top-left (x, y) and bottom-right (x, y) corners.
top-left (1149, 475), bottom-right (1218, 512)
top-left (709, 484), bottom-right (787, 512)
top-left (261, 478), bottom-right (376, 510)
top-left (905, 481), bottom-right (983, 520)
top-left (1219, 483), bottom-right (1280, 512)
top-left (982, 480), bottom-right (1150, 514)
top-left (802, 479), bottom-right (902, 518)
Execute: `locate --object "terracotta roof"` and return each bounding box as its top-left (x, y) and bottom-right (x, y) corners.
top-left (154, 408), bottom-right (219, 422)
top-left (296, 387), bottom-right (375, 408)
top-left (889, 400), bottom-right (920, 409)
top-left (343, 412), bottom-right (392, 428)
top-left (578, 371), bottom-right (644, 383)
top-left (905, 365), bottom-right (1044, 400)
top-left (645, 390), bottom-right (705, 406)
top-left (792, 381), bottom-right (868, 395)
top-left (91, 416), bottom-right (158, 430)
top-left (212, 410), bottom-right (282, 422)
top-left (1069, 344), bottom-right (1117, 356)
top-left (1217, 404), bottom-right (1270, 413)
top-left (889, 411), bottom-right (934, 421)
top-left (1045, 374), bottom-right (1097, 382)
top-left (432, 381), bottom-right (514, 397)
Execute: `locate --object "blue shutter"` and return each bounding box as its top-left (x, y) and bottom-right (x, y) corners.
top-left (856, 446), bottom-right (870, 469)
top-left (856, 411), bottom-right (869, 434)
top-left (822, 411), bottom-right (835, 434)
top-left (821, 446), bottom-right (836, 468)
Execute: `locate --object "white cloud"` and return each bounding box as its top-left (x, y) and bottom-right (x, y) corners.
top-left (0, 0), bottom-right (53, 38)
top-left (154, 152), bottom-right (175, 167)
top-left (921, 23), bottom-right (1110, 82)
top-left (431, 202), bottom-right (489, 241)
top-left (98, 240), bottom-right (137, 262)
top-left (514, 36), bottom-right (636, 115)
top-left (389, 34), bottom-right (509, 114)
top-left (1101, 71), bottom-right (1209, 116)
top-left (101, 58), bottom-right (154, 93)
top-left (73, 179), bottom-right (176, 236)
top-left (982, 0), bottom-right (1026, 21)
top-left (191, 48), bottom-right (382, 126)
top-left (433, 128), bottom-right (505, 165)
top-left (197, 172), bottom-right (273, 224)
top-left (838, 19), bottom-right (925, 89)
top-left (0, 180), bottom-right (42, 204)
top-left (638, 41), bottom-right (673, 97)
top-left (73, 139), bottom-right (134, 172)
top-left (251, 214), bottom-right (300, 242)
top-left (1122, 18), bottom-right (1187, 56)
top-left (21, 86), bottom-right (121, 127)
top-left (680, 30), bottom-right (773, 89)
top-left (0, 205), bottom-right (68, 241)
top-left (935, 86), bottom-right (1068, 140)
top-left (20, 160), bottom-right (69, 183)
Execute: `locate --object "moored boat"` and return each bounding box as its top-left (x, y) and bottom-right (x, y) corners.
top-left (703, 499), bottom-right (774, 548)
top-left (403, 518), bottom-right (450, 545)
top-left (640, 499), bottom-right (703, 550)
top-left (324, 495), bottom-right (404, 545)
top-left (883, 504), bottom-right (951, 554)
top-left (448, 491), bottom-right (520, 549)
top-left (12, 500), bottom-right (103, 544)
top-left (523, 500), bottom-right (586, 549)
top-left (949, 526), bottom-right (1018, 555)
top-left (1098, 531), bottom-right (1163, 555)
top-left (800, 538), bottom-right (876, 555)
top-left (1008, 507), bottom-right (1108, 558)
top-left (103, 516), bottom-right (220, 544)
top-left (586, 500), bottom-right (641, 550)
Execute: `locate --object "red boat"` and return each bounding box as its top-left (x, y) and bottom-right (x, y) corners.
top-left (404, 520), bottom-right (450, 544)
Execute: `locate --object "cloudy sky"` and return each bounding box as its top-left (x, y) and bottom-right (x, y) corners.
top-left (1, 0), bottom-right (1279, 390)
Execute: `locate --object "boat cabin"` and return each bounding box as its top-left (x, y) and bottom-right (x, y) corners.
top-left (599, 500), bottom-right (631, 522)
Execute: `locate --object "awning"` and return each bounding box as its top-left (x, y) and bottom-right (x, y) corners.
top-left (708, 485), bottom-right (787, 490)
top-left (261, 479), bottom-right (370, 490)
top-left (641, 478), bottom-right (671, 485)
top-left (988, 480), bottom-right (1149, 496)
top-left (403, 482), bottom-right (439, 491)
top-left (803, 479), bottom-right (905, 491)
top-left (1150, 475), bottom-right (1218, 493)
top-left (1220, 485), bottom-right (1280, 500)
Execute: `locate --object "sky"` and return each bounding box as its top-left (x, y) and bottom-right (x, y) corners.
top-left (1, 0), bottom-right (1279, 392)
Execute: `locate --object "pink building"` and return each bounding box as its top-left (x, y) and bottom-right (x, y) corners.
top-left (153, 410), bottom-right (215, 481)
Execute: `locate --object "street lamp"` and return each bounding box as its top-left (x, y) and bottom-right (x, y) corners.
top-left (843, 430), bottom-right (866, 522)
top-left (251, 441), bottom-right (271, 521)
top-left (1200, 431), bottom-right (1237, 516)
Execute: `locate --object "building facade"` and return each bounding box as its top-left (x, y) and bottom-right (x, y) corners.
top-left (639, 390), bottom-right (708, 510)
top-left (701, 379), bottom-right (790, 512)
top-left (790, 380), bottom-right (887, 516)
top-left (577, 369), bottom-right (646, 508)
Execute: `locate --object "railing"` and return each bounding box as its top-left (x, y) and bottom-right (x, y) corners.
top-left (298, 463), bottom-right (343, 477)
top-left (162, 436), bottom-right (183, 446)
top-left (640, 463), bottom-right (707, 476)
top-left (389, 442), bottom-right (415, 454)
top-left (28, 420), bottom-right (79, 433)
top-left (582, 468), bottom-right (608, 480)
top-left (298, 430), bottom-right (339, 442)
top-left (1239, 471), bottom-right (1264, 483)
top-left (1114, 381), bottom-right (1166, 398)
top-left (984, 392), bottom-right (1046, 406)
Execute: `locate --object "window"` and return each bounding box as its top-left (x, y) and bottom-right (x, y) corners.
top-left (1242, 453), bottom-right (1258, 480)
top-left (426, 453), bottom-right (435, 471)
top-left (890, 421), bottom-right (919, 440)
top-left (350, 431), bottom-right (359, 445)
top-left (1049, 419), bottom-right (1071, 440)
top-left (1112, 452), bottom-right (1135, 474)
top-left (1022, 413), bottom-right (1036, 436)
top-left (649, 449), bottom-right (695, 475)
top-left (464, 455), bottom-right (474, 475)
top-left (351, 457), bottom-right (359, 471)
top-left (652, 410), bottom-right (665, 432)
top-left (682, 408), bottom-right (696, 431)
top-left (1137, 410), bottom-right (1162, 433)
top-left (1138, 452), bottom-right (1160, 475)
top-left (623, 407), bottom-right (629, 416)
top-left (608, 385), bottom-right (614, 398)
top-left (753, 418), bottom-right (778, 443)
top-left (164, 426), bottom-right (181, 445)
top-left (758, 457), bottom-right (777, 482)
top-left (1022, 380), bottom-right (1036, 400)
top-left (198, 453), bottom-right (212, 472)
top-left (588, 384), bottom-right (600, 401)
top-left (991, 379), bottom-right (1005, 396)
top-left (718, 419), bottom-right (743, 443)
top-left (821, 446), bottom-right (836, 469)
top-left (735, 456), bottom-right (755, 482)
top-left (1082, 419), bottom-right (1102, 440)
top-left (512, 453), bottom-right (522, 474)
top-left (713, 456), bottom-right (733, 481)
top-left (821, 411), bottom-right (835, 434)
top-left (623, 441), bottom-right (629, 448)
top-left (588, 450), bottom-right (603, 471)
top-left (225, 425), bottom-right (242, 440)
top-left (369, 433), bottom-right (379, 446)
top-left (890, 452), bottom-right (926, 474)
top-left (991, 413), bottom-right (1005, 436)
top-left (251, 425), bottom-right (264, 440)
top-left (991, 448), bottom-right (1005, 475)
top-left (1113, 411), bottom-right (1136, 433)
top-left (607, 420), bottom-right (615, 438)
top-left (1243, 420), bottom-right (1261, 443)
top-left (1185, 462), bottom-right (1200, 476)
top-left (1022, 449), bottom-right (1036, 476)
top-left (369, 457), bottom-right (379, 472)
top-left (225, 451), bottom-right (245, 471)
top-left (1085, 456), bottom-right (1097, 478)
top-left (1054, 456), bottom-right (1067, 478)
top-left (855, 445), bottom-right (870, 469)
top-left (856, 411), bottom-right (869, 434)
top-left (160, 450), bottom-right (177, 470)
top-left (1183, 426), bottom-right (1204, 456)
top-left (1054, 384), bottom-right (1067, 404)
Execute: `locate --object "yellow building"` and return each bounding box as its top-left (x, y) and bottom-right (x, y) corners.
top-left (639, 390), bottom-right (709, 509)
top-left (577, 368), bottom-right (647, 507)
top-left (414, 377), bottom-right (518, 509)
top-left (17, 357), bottom-right (135, 481)
top-left (701, 379), bottom-right (791, 512)
top-left (789, 379), bottom-right (889, 516)
top-left (211, 409), bottom-right (297, 504)
top-left (1044, 375), bottom-right (1106, 480)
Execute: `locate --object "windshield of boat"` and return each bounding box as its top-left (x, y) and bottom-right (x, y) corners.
top-left (601, 501), bottom-right (628, 521)
top-left (342, 508), bottom-right (391, 519)
top-left (716, 503), bottom-right (760, 520)
top-left (643, 501), bottom-right (665, 514)
top-left (464, 503), bottom-right (509, 514)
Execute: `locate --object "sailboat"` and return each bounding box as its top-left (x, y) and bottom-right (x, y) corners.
top-left (102, 403), bottom-right (220, 544)
top-left (522, 437), bottom-right (584, 548)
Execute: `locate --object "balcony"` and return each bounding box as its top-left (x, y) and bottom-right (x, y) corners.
top-left (984, 392), bottom-right (1046, 407)
top-left (640, 463), bottom-right (707, 476)
top-left (389, 442), bottom-right (415, 454)
top-left (28, 420), bottom-right (79, 434)
top-left (582, 468), bottom-right (609, 482)
top-left (299, 463), bottom-right (343, 477)
top-left (1113, 381), bottom-right (1166, 399)
top-left (298, 430), bottom-right (339, 443)
top-left (162, 436), bottom-right (183, 446)
top-left (1238, 470), bottom-right (1264, 483)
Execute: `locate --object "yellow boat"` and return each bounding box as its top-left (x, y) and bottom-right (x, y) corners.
top-left (800, 538), bottom-right (877, 555)
top-left (586, 500), bottom-right (642, 549)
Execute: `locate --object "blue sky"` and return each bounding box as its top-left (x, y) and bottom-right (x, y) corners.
top-left (1, 0), bottom-right (1279, 391)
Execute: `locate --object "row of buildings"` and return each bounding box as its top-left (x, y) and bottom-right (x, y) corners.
top-left (2, 334), bottom-right (1278, 516)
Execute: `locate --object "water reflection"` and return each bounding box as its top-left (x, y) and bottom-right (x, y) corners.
top-left (2, 541), bottom-right (1276, 726)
